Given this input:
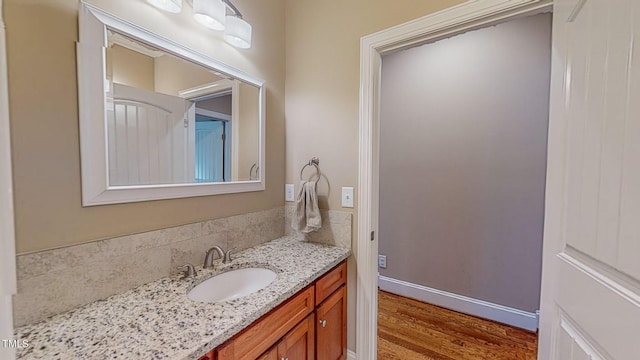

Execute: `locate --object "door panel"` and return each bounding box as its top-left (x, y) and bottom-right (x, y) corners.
top-left (556, 252), bottom-right (640, 358)
top-left (618, 1), bottom-right (640, 280)
top-left (257, 347), bottom-right (278, 360)
top-left (557, 316), bottom-right (604, 360)
top-left (316, 286), bottom-right (346, 360)
top-left (542, 0), bottom-right (640, 358)
top-left (277, 313), bottom-right (315, 360)
top-left (107, 83), bottom-right (191, 185)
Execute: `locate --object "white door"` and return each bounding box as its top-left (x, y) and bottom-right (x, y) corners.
top-left (107, 83), bottom-right (193, 185)
top-left (539, 0), bottom-right (640, 359)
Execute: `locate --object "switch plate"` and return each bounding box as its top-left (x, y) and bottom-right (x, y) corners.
top-left (341, 187), bottom-right (354, 208)
top-left (378, 255), bottom-right (387, 269)
top-left (285, 184), bottom-right (295, 202)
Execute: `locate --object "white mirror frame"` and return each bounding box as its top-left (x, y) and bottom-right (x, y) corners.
top-left (77, 2), bottom-right (266, 206)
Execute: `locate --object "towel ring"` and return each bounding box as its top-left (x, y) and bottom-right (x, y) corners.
top-left (299, 157), bottom-right (320, 185)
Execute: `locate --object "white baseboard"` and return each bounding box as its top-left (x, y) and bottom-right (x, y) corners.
top-left (347, 350), bottom-right (356, 360)
top-left (378, 275), bottom-right (539, 332)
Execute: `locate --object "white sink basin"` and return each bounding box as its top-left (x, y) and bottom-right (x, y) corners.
top-left (187, 268), bottom-right (277, 303)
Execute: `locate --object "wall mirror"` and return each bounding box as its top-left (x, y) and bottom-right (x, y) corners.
top-left (77, 2), bottom-right (265, 206)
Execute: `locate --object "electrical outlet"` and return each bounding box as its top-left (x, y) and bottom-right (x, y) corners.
top-left (341, 187), bottom-right (354, 208)
top-left (285, 184), bottom-right (295, 201)
top-left (378, 255), bottom-right (387, 269)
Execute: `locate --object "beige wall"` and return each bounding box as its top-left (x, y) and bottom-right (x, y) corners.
top-left (107, 45), bottom-right (155, 91)
top-left (285, 0), bottom-right (466, 352)
top-left (285, 0), bottom-right (465, 211)
top-left (153, 53), bottom-right (222, 96)
top-left (378, 13), bottom-right (551, 312)
top-left (5, 0), bottom-right (285, 253)
top-left (237, 82), bottom-right (259, 180)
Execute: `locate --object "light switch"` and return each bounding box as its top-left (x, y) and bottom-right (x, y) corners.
top-left (341, 187), bottom-right (354, 208)
top-left (285, 184), bottom-right (295, 202)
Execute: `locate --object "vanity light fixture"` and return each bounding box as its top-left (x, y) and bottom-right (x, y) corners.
top-left (192, 0), bottom-right (226, 30)
top-left (146, 0), bottom-right (182, 13)
top-left (146, 0), bottom-right (252, 49)
top-left (224, 14), bottom-right (252, 49)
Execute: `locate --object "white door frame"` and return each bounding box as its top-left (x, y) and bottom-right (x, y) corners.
top-left (0, 0), bottom-right (17, 358)
top-left (356, 0), bottom-right (552, 358)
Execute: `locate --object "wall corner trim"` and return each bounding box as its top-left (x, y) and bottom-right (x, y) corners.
top-left (347, 350), bottom-right (357, 360)
top-left (378, 276), bottom-right (539, 332)
top-left (0, 0), bottom-right (16, 298)
top-left (0, 0), bottom-right (19, 358)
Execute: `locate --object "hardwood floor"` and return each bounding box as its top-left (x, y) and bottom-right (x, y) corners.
top-left (377, 290), bottom-right (538, 360)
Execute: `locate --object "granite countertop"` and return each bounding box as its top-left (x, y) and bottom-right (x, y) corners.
top-left (14, 236), bottom-right (351, 360)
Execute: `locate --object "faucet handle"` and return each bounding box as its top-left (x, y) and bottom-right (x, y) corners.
top-left (223, 248), bottom-right (237, 264)
top-left (176, 264), bottom-right (197, 279)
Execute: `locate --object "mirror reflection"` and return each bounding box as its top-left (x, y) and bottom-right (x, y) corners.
top-left (105, 30), bottom-right (260, 186)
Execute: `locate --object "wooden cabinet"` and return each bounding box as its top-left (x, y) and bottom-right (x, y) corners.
top-left (208, 260), bottom-right (347, 360)
top-left (216, 286), bottom-right (315, 360)
top-left (256, 314), bottom-right (315, 360)
top-left (277, 313), bottom-right (315, 360)
top-left (316, 285), bottom-right (347, 360)
top-left (198, 350), bottom-right (215, 360)
top-left (256, 348), bottom-right (277, 360)
top-left (315, 262), bottom-right (347, 306)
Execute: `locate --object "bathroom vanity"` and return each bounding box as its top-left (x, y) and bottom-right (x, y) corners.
top-left (14, 237), bottom-right (350, 360)
top-left (201, 261), bottom-right (347, 360)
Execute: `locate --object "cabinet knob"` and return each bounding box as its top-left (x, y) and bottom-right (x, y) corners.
top-left (319, 319), bottom-right (327, 328)
top-left (281, 358), bottom-right (289, 360)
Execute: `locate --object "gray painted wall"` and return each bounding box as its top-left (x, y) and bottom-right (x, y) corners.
top-left (378, 13), bottom-right (551, 312)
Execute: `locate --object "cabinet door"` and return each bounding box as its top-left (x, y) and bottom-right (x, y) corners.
top-left (277, 313), bottom-right (315, 360)
top-left (197, 350), bottom-right (215, 360)
top-left (257, 347), bottom-right (278, 360)
top-left (215, 286), bottom-right (315, 360)
top-left (316, 286), bottom-right (346, 360)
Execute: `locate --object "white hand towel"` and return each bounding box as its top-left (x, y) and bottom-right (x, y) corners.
top-left (292, 181), bottom-right (322, 233)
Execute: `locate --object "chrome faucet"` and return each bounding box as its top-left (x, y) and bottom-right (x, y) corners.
top-left (204, 246), bottom-right (225, 269)
top-left (203, 246), bottom-right (236, 268)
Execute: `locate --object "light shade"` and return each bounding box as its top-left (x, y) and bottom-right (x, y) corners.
top-left (224, 16), bottom-right (252, 49)
top-left (193, 0), bottom-right (226, 31)
top-left (146, 0), bottom-right (182, 13)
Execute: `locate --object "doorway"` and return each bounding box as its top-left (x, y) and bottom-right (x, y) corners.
top-left (376, 11), bottom-right (550, 358)
top-left (356, 0), bottom-right (553, 359)
top-left (195, 114), bottom-right (231, 183)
